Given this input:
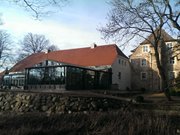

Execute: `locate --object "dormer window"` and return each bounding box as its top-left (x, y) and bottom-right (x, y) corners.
top-left (142, 45), bottom-right (149, 53)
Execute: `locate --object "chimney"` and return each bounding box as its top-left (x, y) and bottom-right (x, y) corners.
top-left (91, 43), bottom-right (97, 49)
top-left (48, 49), bottom-right (51, 53)
top-left (44, 49), bottom-right (51, 54)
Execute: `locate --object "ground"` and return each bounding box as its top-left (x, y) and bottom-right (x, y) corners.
top-left (0, 89), bottom-right (180, 135)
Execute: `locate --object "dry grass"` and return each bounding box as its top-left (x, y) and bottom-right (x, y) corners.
top-left (0, 108), bottom-right (179, 135)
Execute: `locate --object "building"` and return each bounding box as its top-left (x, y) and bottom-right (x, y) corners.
top-left (130, 30), bottom-right (180, 91)
top-left (2, 44), bottom-right (131, 90)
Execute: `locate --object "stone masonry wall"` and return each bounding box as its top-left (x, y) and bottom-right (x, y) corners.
top-left (0, 92), bottom-right (126, 114)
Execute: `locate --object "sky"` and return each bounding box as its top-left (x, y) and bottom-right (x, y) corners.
top-left (0, 0), bottom-right (134, 58)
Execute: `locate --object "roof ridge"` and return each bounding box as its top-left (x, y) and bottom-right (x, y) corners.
top-left (48, 44), bottom-right (117, 54)
top-left (140, 29), bottom-right (175, 45)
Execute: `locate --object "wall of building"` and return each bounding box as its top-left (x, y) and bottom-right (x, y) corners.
top-left (130, 44), bottom-right (160, 91)
top-left (130, 41), bottom-right (180, 91)
top-left (111, 56), bottom-right (131, 90)
top-left (165, 41), bottom-right (180, 78)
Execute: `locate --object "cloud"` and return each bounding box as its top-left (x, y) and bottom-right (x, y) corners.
top-left (1, 12), bottom-right (107, 49)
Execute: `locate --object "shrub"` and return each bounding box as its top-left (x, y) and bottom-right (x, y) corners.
top-left (170, 88), bottom-right (180, 96)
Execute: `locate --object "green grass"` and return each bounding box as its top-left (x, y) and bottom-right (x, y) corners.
top-left (0, 109), bottom-right (179, 135)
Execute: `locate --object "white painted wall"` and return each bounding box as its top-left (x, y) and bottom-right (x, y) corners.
top-left (111, 56), bottom-right (131, 90)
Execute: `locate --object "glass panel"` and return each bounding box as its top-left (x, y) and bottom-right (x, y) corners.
top-left (26, 66), bottom-right (111, 90)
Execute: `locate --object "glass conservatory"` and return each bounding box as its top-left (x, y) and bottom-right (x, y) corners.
top-left (25, 65), bottom-right (112, 90)
top-left (2, 73), bottom-right (25, 89)
top-left (2, 60), bottom-right (112, 90)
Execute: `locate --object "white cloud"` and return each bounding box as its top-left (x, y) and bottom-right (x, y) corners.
top-left (1, 14), bottom-right (107, 49)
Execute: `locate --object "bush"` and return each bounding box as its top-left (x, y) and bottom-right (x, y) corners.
top-left (170, 88), bottom-right (180, 96)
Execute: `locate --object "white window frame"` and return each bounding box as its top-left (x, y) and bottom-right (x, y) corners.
top-left (166, 42), bottom-right (173, 51)
top-left (141, 72), bottom-right (147, 80)
top-left (141, 59), bottom-right (147, 66)
top-left (142, 45), bottom-right (149, 53)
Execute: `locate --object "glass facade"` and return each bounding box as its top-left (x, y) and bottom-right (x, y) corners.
top-left (27, 66), bottom-right (65, 85)
top-left (26, 65), bottom-right (111, 90)
top-left (3, 74), bottom-right (25, 88)
top-left (2, 61), bottom-right (112, 90)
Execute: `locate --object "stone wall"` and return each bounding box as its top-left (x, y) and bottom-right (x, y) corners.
top-left (0, 92), bottom-right (127, 114)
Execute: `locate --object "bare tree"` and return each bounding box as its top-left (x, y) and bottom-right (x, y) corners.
top-left (0, 30), bottom-right (12, 68)
top-left (5, 0), bottom-right (69, 19)
top-left (100, 0), bottom-right (179, 100)
top-left (47, 44), bottom-right (59, 52)
top-left (164, 0), bottom-right (180, 31)
top-left (17, 33), bottom-right (50, 61)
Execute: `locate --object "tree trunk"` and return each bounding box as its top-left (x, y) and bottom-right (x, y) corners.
top-left (154, 42), bottom-right (172, 101)
top-left (161, 75), bottom-right (172, 101)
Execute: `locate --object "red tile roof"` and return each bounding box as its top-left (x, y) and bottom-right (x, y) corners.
top-left (8, 44), bottom-right (128, 73)
top-left (10, 52), bottom-right (47, 72)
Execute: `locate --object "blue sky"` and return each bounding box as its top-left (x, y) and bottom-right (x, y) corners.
top-left (0, 0), bottom-right (133, 56)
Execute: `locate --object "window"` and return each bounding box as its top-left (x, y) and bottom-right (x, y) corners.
top-left (142, 45), bottom-right (149, 53)
top-left (131, 59), bottom-right (135, 64)
top-left (169, 71), bottom-right (175, 80)
top-left (122, 60), bottom-right (124, 65)
top-left (166, 43), bottom-right (173, 51)
top-left (141, 72), bottom-right (147, 80)
top-left (169, 57), bottom-right (175, 64)
top-left (118, 72), bottom-right (121, 80)
top-left (119, 59), bottom-right (121, 64)
top-left (141, 59), bottom-right (147, 66)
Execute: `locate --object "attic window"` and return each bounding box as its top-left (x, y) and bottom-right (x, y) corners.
top-left (142, 45), bottom-right (149, 53)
